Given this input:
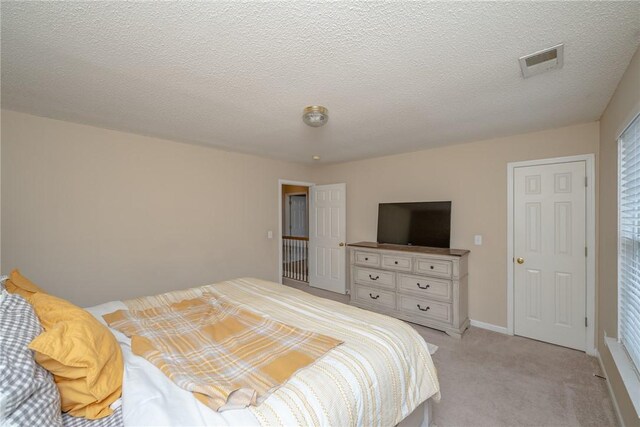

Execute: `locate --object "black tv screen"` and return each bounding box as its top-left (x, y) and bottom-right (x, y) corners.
top-left (377, 201), bottom-right (451, 248)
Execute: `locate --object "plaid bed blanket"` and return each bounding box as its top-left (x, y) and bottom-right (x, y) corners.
top-left (103, 292), bottom-right (342, 411)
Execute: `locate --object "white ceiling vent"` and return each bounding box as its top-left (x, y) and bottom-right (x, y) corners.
top-left (519, 44), bottom-right (564, 78)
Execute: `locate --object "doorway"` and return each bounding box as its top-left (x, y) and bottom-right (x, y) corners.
top-left (278, 180), bottom-right (348, 294)
top-left (507, 155), bottom-right (595, 354)
top-left (281, 183), bottom-right (310, 283)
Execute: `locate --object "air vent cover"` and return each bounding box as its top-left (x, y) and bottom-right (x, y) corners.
top-left (519, 44), bottom-right (564, 78)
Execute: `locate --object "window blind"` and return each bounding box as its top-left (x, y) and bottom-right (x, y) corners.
top-left (619, 113), bottom-right (640, 374)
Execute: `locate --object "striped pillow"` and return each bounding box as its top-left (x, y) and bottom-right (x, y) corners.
top-left (0, 286), bottom-right (62, 426)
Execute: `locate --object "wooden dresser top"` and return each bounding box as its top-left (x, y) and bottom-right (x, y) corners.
top-left (348, 241), bottom-right (470, 257)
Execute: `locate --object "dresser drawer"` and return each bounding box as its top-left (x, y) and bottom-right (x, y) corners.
top-left (398, 274), bottom-right (452, 301)
top-left (381, 254), bottom-right (412, 272)
top-left (398, 295), bottom-right (452, 324)
top-left (354, 251), bottom-right (381, 267)
top-left (354, 284), bottom-right (396, 310)
top-left (353, 267), bottom-right (395, 290)
top-left (414, 258), bottom-right (453, 278)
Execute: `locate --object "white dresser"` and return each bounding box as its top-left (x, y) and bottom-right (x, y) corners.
top-left (348, 242), bottom-right (470, 338)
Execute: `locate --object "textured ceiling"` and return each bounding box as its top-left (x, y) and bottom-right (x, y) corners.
top-left (2, 2), bottom-right (639, 163)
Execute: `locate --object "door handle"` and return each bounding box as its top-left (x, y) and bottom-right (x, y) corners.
top-left (516, 257), bottom-right (525, 264)
top-left (339, 242), bottom-right (345, 247)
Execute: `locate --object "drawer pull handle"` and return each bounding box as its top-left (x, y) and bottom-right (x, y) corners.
top-left (417, 283), bottom-right (430, 290)
top-left (369, 293), bottom-right (380, 300)
top-left (369, 274), bottom-right (380, 281)
top-left (365, 257), bottom-right (369, 261)
top-left (394, 261), bottom-right (399, 265)
top-left (417, 304), bottom-right (430, 312)
top-left (430, 266), bottom-right (434, 270)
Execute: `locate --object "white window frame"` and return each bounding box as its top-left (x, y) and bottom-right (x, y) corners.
top-left (609, 112), bottom-right (640, 416)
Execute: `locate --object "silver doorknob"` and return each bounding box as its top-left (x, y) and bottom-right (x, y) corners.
top-left (516, 257), bottom-right (524, 264)
top-left (339, 242), bottom-right (345, 247)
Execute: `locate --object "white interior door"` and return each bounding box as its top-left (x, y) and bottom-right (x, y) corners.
top-left (289, 195), bottom-right (307, 237)
top-left (309, 183), bottom-right (346, 294)
top-left (514, 161), bottom-right (586, 350)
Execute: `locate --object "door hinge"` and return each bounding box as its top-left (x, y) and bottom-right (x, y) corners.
top-left (585, 176), bottom-right (588, 187)
top-left (585, 246), bottom-right (588, 257)
top-left (585, 317), bottom-right (588, 327)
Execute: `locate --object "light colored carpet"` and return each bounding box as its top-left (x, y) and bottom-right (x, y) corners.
top-left (411, 324), bottom-right (617, 427)
top-left (282, 280), bottom-right (618, 427)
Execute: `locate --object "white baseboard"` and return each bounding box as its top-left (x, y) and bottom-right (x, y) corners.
top-left (469, 319), bottom-right (509, 335)
top-left (596, 347), bottom-right (625, 427)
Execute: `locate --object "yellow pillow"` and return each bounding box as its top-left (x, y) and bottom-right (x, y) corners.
top-left (4, 269), bottom-right (45, 300)
top-left (28, 293), bottom-right (123, 419)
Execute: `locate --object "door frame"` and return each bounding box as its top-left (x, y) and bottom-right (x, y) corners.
top-left (506, 154), bottom-right (596, 355)
top-left (278, 179), bottom-right (314, 283)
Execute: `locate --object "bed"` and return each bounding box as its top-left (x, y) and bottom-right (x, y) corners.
top-left (5, 277), bottom-right (440, 426)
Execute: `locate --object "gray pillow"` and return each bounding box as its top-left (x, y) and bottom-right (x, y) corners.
top-left (0, 287), bottom-right (62, 426)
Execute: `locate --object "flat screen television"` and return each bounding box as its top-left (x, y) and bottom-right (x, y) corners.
top-left (377, 201), bottom-right (451, 248)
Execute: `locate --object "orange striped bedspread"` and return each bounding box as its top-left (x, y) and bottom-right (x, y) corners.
top-left (102, 292), bottom-right (342, 411)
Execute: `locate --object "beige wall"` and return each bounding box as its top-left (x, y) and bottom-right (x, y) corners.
top-left (0, 111), bottom-right (601, 328)
top-left (1, 110), bottom-right (310, 306)
top-left (312, 122), bottom-right (599, 328)
top-left (598, 46), bottom-right (640, 427)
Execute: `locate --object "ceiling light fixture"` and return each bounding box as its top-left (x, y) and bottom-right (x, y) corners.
top-left (302, 106), bottom-right (329, 127)
top-left (312, 155), bottom-right (321, 160)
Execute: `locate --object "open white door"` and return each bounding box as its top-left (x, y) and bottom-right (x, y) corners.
top-left (309, 183), bottom-right (346, 294)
